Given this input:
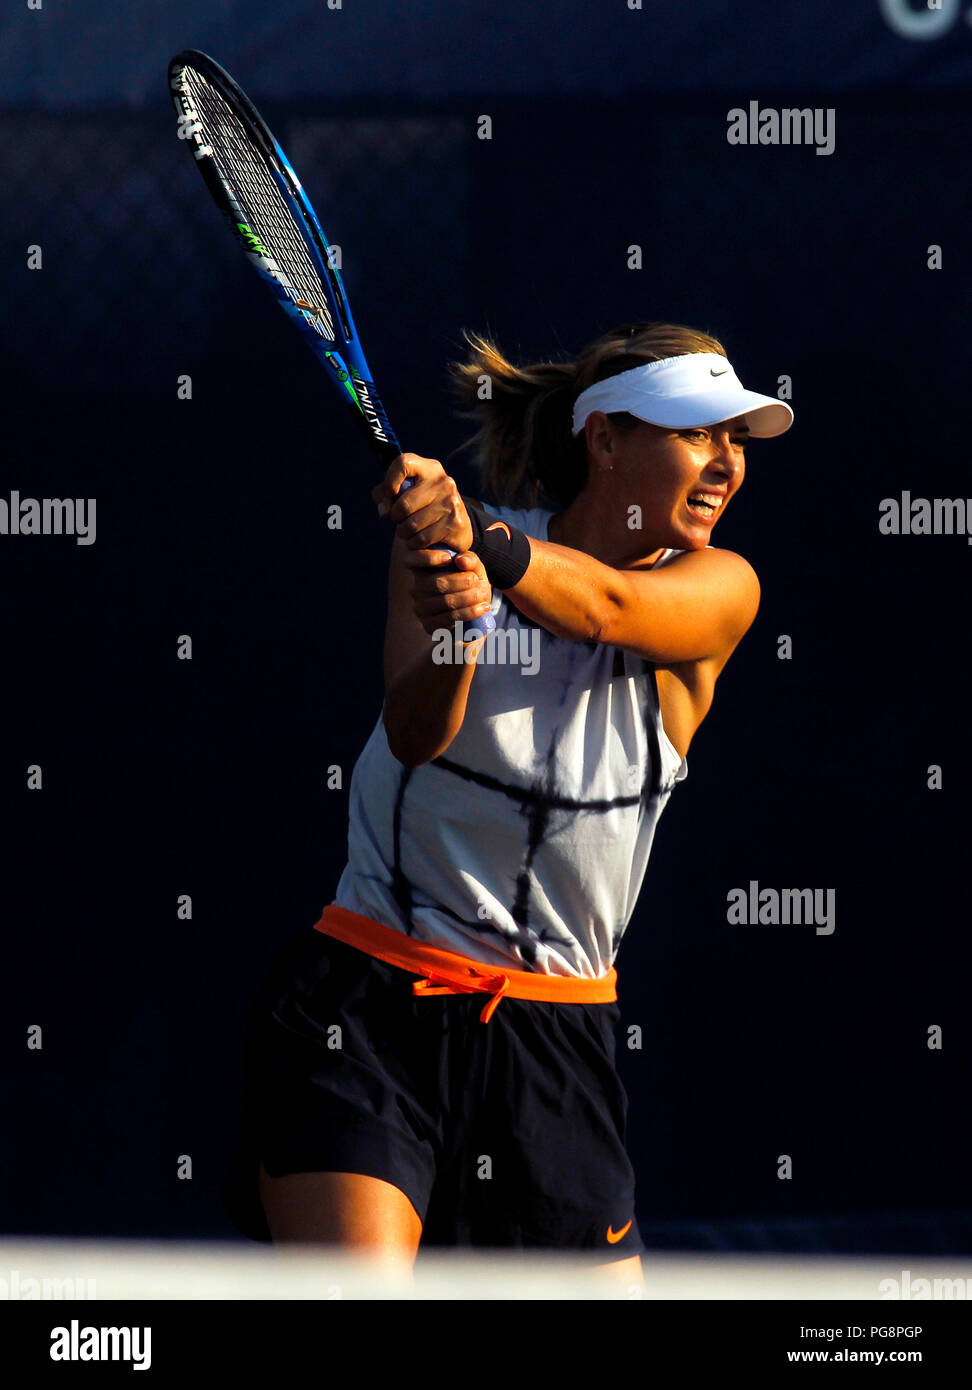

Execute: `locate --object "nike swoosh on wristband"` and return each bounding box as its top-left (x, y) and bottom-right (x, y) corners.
top-left (485, 521), bottom-right (512, 540)
top-left (606, 1220), bottom-right (633, 1244)
top-left (710, 368), bottom-right (729, 377)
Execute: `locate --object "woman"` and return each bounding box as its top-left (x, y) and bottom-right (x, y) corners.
top-left (223, 321), bottom-right (792, 1280)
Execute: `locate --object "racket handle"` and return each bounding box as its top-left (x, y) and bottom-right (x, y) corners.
top-left (397, 476), bottom-right (495, 638)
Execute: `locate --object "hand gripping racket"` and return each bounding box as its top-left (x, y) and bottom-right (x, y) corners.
top-left (168, 49), bottom-right (494, 637)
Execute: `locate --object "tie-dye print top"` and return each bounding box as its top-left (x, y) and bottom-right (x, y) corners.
top-left (331, 506), bottom-right (689, 978)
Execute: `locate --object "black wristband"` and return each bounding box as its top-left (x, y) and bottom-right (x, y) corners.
top-left (467, 506), bottom-right (532, 590)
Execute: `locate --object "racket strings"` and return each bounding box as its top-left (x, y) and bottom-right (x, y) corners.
top-left (181, 64), bottom-right (337, 342)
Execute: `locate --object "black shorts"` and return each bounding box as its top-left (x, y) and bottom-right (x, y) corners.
top-left (222, 928), bottom-right (644, 1259)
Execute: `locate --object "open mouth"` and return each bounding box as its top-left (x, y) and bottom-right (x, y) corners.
top-left (686, 491), bottom-right (723, 520)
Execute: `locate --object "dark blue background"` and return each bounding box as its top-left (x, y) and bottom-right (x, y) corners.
top-left (1, 1), bottom-right (969, 1252)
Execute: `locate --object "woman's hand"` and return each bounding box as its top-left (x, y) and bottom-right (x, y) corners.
top-left (403, 547), bottom-right (492, 636)
top-left (371, 453), bottom-right (475, 553)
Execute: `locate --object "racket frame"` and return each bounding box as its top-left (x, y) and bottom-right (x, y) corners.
top-left (168, 48), bottom-right (495, 638)
top-left (168, 48), bottom-right (399, 464)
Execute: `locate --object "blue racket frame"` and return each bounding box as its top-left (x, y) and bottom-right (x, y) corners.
top-left (169, 48), bottom-right (494, 637)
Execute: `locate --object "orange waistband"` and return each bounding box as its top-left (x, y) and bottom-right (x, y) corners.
top-left (312, 904), bottom-right (617, 1024)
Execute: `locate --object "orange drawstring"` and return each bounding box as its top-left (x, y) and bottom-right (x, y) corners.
top-left (479, 974), bottom-right (510, 1023)
top-left (412, 969), bottom-right (512, 1023)
top-left (313, 904), bottom-right (619, 1014)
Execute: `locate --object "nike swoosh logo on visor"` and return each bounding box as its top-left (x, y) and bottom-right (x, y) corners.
top-left (606, 1220), bottom-right (633, 1244)
top-left (710, 368), bottom-right (729, 377)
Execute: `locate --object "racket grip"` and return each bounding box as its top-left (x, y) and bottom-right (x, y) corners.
top-left (397, 476), bottom-right (495, 638)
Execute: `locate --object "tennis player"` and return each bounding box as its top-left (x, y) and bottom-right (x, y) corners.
top-left (223, 322), bottom-right (792, 1279)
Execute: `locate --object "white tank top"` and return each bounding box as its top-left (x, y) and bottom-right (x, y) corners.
top-left (331, 505), bottom-right (689, 978)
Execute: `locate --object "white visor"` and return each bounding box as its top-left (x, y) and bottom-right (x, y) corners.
top-left (571, 353), bottom-right (793, 439)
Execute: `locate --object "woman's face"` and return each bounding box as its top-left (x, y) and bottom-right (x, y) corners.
top-left (604, 414), bottom-right (750, 551)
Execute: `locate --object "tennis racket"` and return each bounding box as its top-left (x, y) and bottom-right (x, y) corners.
top-left (168, 49), bottom-right (494, 637)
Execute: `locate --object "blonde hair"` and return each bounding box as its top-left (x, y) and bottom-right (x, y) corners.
top-left (449, 322), bottom-right (727, 508)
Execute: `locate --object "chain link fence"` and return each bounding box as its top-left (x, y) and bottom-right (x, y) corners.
top-left (1, 110), bottom-right (470, 396)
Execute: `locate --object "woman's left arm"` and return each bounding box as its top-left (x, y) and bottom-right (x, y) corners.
top-left (372, 452), bottom-right (760, 665)
top-left (504, 541), bottom-right (761, 664)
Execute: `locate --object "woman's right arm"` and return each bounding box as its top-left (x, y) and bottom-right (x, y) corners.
top-left (381, 531), bottom-right (491, 768)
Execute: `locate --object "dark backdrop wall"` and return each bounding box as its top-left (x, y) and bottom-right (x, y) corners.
top-left (1, 1), bottom-right (969, 1251)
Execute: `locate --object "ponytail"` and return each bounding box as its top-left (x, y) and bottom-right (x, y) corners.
top-left (448, 331), bottom-right (580, 508)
